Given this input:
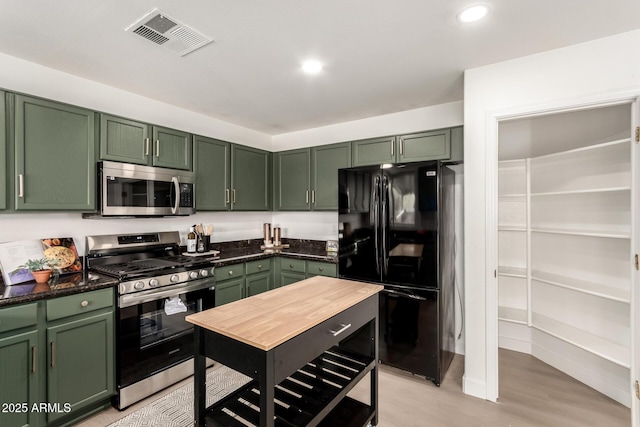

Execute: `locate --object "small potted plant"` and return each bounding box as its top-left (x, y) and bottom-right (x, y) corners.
top-left (11, 258), bottom-right (60, 284)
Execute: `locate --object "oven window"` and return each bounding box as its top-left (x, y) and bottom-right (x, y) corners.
top-left (139, 295), bottom-right (196, 349)
top-left (106, 176), bottom-right (173, 208)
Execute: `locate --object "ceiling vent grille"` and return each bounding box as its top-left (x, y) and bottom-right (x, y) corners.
top-left (125, 8), bottom-right (213, 56)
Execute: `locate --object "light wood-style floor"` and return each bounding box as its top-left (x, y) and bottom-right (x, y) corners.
top-left (78, 349), bottom-right (630, 427)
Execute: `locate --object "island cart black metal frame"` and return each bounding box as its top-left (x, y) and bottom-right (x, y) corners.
top-left (193, 294), bottom-right (379, 427)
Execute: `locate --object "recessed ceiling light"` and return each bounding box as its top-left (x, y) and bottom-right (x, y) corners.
top-left (457, 4), bottom-right (490, 23)
top-left (302, 60), bottom-right (323, 74)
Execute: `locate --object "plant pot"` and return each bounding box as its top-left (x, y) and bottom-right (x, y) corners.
top-left (32, 269), bottom-right (52, 284)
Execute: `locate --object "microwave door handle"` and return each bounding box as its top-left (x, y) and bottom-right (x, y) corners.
top-left (171, 177), bottom-right (180, 215)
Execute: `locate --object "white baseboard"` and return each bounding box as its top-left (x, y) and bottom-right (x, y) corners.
top-left (498, 335), bottom-right (531, 354)
top-left (462, 374), bottom-right (489, 401)
top-left (531, 330), bottom-right (631, 408)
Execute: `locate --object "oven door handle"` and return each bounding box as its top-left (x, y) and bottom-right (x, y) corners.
top-left (119, 278), bottom-right (215, 308)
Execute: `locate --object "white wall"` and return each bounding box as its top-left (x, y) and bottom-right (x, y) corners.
top-left (463, 29), bottom-right (640, 400)
top-left (0, 52), bottom-right (271, 149)
top-left (272, 100), bottom-right (463, 151)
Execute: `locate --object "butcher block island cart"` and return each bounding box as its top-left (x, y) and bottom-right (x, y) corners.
top-left (186, 276), bottom-right (383, 427)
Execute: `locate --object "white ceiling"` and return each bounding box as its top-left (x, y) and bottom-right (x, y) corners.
top-left (1, 0), bottom-right (639, 135)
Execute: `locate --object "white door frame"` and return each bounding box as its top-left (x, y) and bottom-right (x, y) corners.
top-left (485, 90), bottom-right (639, 427)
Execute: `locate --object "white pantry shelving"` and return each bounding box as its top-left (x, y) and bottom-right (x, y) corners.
top-left (497, 127), bottom-right (633, 407)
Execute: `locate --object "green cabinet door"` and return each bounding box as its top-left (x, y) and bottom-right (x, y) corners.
top-left (280, 271), bottom-right (306, 286)
top-left (0, 91), bottom-right (5, 210)
top-left (0, 330), bottom-right (39, 427)
top-left (99, 114), bottom-right (150, 165)
top-left (15, 95), bottom-right (96, 210)
top-left (194, 136), bottom-right (231, 210)
top-left (246, 271), bottom-right (271, 297)
top-left (311, 142), bottom-right (351, 210)
top-left (46, 311), bottom-right (114, 423)
top-left (231, 145), bottom-right (271, 211)
top-left (398, 128), bottom-right (451, 162)
top-left (276, 148), bottom-right (310, 210)
top-left (306, 261), bottom-right (337, 278)
top-left (352, 136), bottom-right (396, 167)
top-left (215, 277), bottom-right (245, 306)
top-left (152, 125), bottom-right (192, 170)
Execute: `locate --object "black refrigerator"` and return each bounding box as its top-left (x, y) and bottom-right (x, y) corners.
top-left (338, 161), bottom-right (455, 386)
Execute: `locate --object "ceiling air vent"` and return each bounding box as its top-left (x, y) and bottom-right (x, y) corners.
top-left (125, 8), bottom-right (212, 56)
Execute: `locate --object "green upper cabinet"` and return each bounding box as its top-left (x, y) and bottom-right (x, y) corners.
top-left (231, 145), bottom-right (271, 211)
top-left (275, 148), bottom-right (311, 210)
top-left (194, 136), bottom-right (231, 210)
top-left (152, 125), bottom-right (192, 170)
top-left (447, 126), bottom-right (464, 164)
top-left (100, 114), bottom-right (149, 164)
top-left (15, 95), bottom-right (95, 210)
top-left (0, 91), bottom-right (6, 210)
top-left (398, 128), bottom-right (450, 162)
top-left (351, 135), bottom-right (396, 167)
top-left (99, 114), bottom-right (192, 170)
top-left (312, 142), bottom-right (351, 210)
top-left (351, 127), bottom-right (461, 167)
top-left (275, 142), bottom-right (351, 211)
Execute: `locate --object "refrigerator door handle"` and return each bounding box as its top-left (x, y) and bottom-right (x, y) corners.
top-left (382, 288), bottom-right (428, 301)
top-left (381, 175), bottom-right (390, 276)
top-left (373, 175), bottom-right (381, 275)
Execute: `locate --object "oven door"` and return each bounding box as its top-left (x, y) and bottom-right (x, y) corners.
top-left (100, 161), bottom-right (195, 216)
top-left (116, 278), bottom-right (215, 389)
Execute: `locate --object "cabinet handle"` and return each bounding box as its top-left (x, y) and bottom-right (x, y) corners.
top-left (312, 190), bottom-right (315, 204)
top-left (32, 346), bottom-right (37, 373)
top-left (155, 140), bottom-right (160, 157)
top-left (306, 190), bottom-right (309, 204)
top-left (399, 137), bottom-right (404, 155)
top-left (144, 137), bottom-right (150, 156)
top-left (228, 270), bottom-right (233, 275)
top-left (258, 264), bottom-right (263, 269)
top-left (289, 264), bottom-right (294, 268)
top-left (18, 174), bottom-right (24, 198)
top-left (225, 189), bottom-right (230, 204)
top-left (50, 342), bottom-right (55, 367)
top-left (81, 300), bottom-right (89, 307)
top-left (391, 138), bottom-right (394, 156)
top-left (329, 323), bottom-right (351, 337)
top-left (232, 189), bottom-right (236, 203)
top-left (319, 267), bottom-right (324, 272)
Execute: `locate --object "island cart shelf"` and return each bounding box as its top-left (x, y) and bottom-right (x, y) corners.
top-left (187, 276), bottom-right (383, 427)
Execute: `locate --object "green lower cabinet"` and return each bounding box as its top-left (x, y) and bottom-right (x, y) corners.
top-left (280, 271), bottom-right (306, 287)
top-left (0, 289), bottom-right (114, 427)
top-left (215, 277), bottom-right (245, 306)
top-left (46, 311), bottom-right (114, 423)
top-left (306, 261), bottom-right (337, 278)
top-left (0, 329), bottom-right (39, 427)
top-left (246, 271), bottom-right (271, 297)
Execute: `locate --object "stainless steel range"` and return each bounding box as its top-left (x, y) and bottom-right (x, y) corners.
top-left (86, 231), bottom-right (217, 410)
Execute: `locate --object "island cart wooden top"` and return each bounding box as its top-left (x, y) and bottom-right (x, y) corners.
top-left (185, 276), bottom-right (383, 351)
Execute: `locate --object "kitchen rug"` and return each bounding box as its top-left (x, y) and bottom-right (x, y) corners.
top-left (107, 365), bottom-right (250, 427)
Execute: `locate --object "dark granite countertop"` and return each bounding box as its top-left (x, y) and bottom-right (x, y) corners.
top-left (0, 272), bottom-right (118, 308)
top-left (0, 239), bottom-right (336, 308)
top-left (208, 238), bottom-right (338, 267)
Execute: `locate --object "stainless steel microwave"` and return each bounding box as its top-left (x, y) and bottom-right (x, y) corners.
top-left (98, 161), bottom-right (195, 216)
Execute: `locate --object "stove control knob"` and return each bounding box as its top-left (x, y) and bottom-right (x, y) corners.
top-left (189, 271), bottom-right (199, 279)
top-left (199, 269), bottom-right (209, 277)
top-left (170, 274), bottom-right (179, 283)
top-left (134, 281), bottom-right (145, 290)
top-left (149, 279), bottom-right (159, 287)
